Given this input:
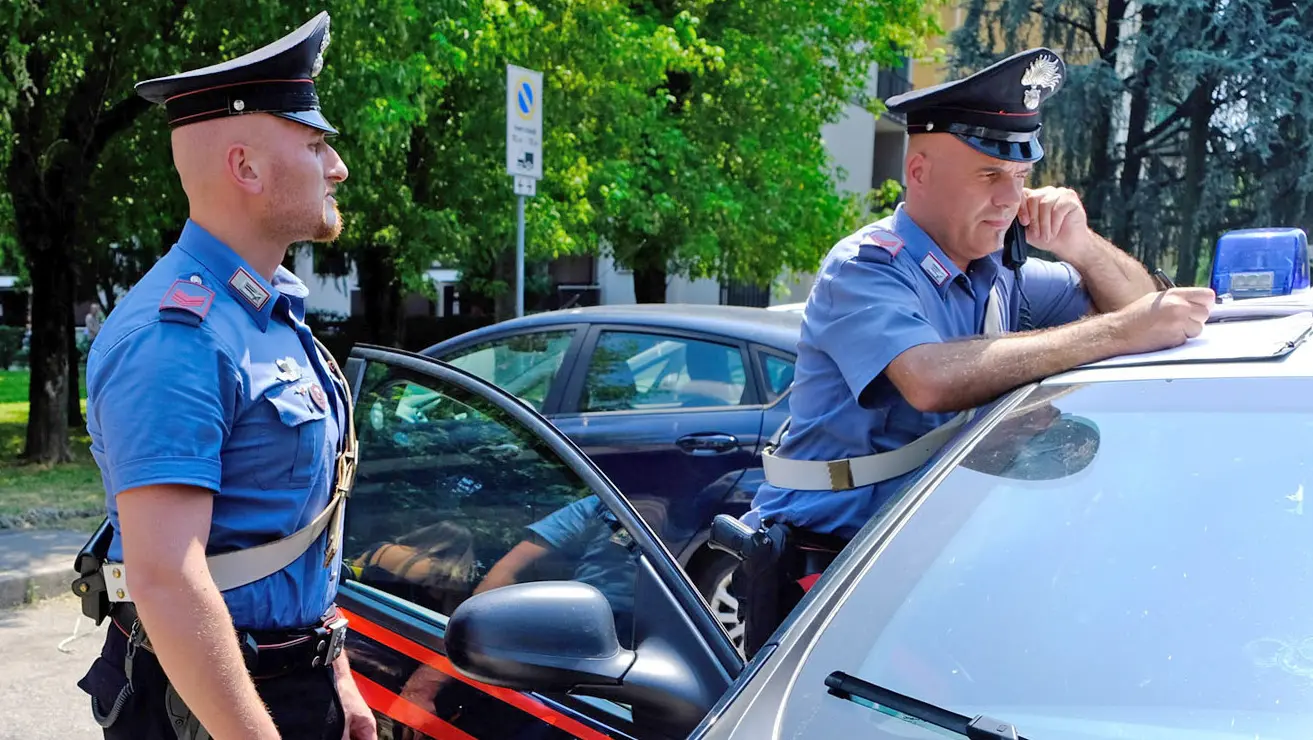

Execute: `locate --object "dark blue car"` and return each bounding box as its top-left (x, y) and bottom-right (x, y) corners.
top-left (418, 304), bottom-right (802, 648)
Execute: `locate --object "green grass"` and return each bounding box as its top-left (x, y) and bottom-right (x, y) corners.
top-left (0, 370), bottom-right (105, 531)
top-left (0, 371), bottom-right (34, 404)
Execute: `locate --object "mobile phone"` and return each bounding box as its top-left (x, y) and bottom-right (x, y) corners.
top-left (1003, 217), bottom-right (1028, 269)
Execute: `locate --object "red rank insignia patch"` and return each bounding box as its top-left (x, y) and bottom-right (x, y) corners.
top-left (159, 279), bottom-right (216, 321)
top-left (860, 228), bottom-right (904, 257)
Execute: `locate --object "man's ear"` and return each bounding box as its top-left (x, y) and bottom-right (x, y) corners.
top-left (905, 150), bottom-right (931, 190)
top-left (226, 144), bottom-right (263, 195)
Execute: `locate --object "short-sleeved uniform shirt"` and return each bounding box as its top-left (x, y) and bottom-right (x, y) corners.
top-left (747, 204), bottom-right (1091, 539)
top-left (527, 496), bottom-right (638, 645)
top-left (86, 219), bottom-right (349, 631)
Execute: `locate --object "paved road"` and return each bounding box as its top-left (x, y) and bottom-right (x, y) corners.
top-left (0, 594), bottom-right (105, 739)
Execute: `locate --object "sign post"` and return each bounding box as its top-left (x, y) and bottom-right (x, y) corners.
top-left (507, 65), bottom-right (543, 318)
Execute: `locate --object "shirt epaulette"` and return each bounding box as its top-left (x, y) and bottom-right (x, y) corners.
top-left (158, 277), bottom-right (216, 326)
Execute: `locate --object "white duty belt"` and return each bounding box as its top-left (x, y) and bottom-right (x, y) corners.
top-left (102, 337), bottom-right (358, 603)
top-left (761, 284), bottom-right (1005, 492)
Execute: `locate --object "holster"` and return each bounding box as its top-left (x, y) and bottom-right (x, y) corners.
top-left (709, 515), bottom-right (792, 659)
top-left (71, 517), bottom-right (115, 625)
top-left (164, 681), bottom-right (212, 740)
top-left (709, 515), bottom-right (844, 659)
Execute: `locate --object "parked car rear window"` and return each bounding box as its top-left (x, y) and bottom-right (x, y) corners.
top-left (583, 331), bottom-right (748, 411)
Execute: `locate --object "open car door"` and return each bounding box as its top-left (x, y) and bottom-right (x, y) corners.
top-left (337, 345), bottom-right (743, 740)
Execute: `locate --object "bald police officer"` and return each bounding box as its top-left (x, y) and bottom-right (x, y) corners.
top-left (73, 12), bottom-right (377, 740)
top-left (733, 48), bottom-right (1214, 657)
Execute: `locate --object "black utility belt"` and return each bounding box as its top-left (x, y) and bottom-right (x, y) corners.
top-left (110, 602), bottom-right (349, 679)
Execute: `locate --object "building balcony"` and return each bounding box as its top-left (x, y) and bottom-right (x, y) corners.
top-left (877, 60), bottom-right (912, 124)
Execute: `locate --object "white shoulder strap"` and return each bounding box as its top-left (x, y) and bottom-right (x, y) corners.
top-left (984, 282), bottom-right (1006, 336)
top-left (103, 340), bottom-right (357, 603)
top-left (760, 286), bottom-right (1003, 492)
top-left (761, 409), bottom-right (973, 491)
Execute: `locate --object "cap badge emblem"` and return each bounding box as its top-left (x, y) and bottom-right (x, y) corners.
top-left (313, 17), bottom-right (331, 78)
top-left (1021, 54), bottom-right (1062, 110)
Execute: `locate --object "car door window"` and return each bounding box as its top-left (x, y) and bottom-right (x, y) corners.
top-left (760, 353), bottom-right (796, 401)
top-left (583, 331), bottom-right (748, 412)
top-left (344, 357), bottom-right (641, 648)
top-left (440, 330), bottom-right (574, 411)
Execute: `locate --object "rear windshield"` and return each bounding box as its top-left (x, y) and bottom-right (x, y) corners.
top-left (786, 377), bottom-right (1313, 739)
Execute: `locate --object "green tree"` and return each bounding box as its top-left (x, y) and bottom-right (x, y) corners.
top-left (324, 0), bottom-right (942, 331)
top-left (1, 0), bottom-right (944, 460)
top-left (951, 0), bottom-right (1313, 286)
top-left (0, 1), bottom-right (327, 463)
top-left (594, 0), bottom-right (941, 301)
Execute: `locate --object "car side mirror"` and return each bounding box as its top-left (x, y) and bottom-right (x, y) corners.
top-left (446, 581), bottom-right (636, 691)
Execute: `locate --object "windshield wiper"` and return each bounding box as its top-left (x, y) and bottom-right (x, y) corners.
top-left (825, 671), bottom-right (1028, 740)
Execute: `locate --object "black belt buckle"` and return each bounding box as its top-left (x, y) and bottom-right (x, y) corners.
top-left (314, 616), bottom-right (349, 667)
top-left (239, 631), bottom-right (260, 673)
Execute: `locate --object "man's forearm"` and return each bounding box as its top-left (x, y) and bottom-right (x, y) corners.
top-left (133, 566), bottom-right (280, 739)
top-left (889, 313), bottom-right (1128, 413)
top-left (1065, 229), bottom-right (1156, 313)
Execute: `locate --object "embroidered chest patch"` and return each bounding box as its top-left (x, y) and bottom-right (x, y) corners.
top-left (229, 268), bottom-right (271, 311)
top-left (920, 253), bottom-right (951, 286)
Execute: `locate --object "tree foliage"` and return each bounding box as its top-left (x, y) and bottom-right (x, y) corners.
top-left (952, 0), bottom-right (1313, 286)
top-left (318, 0), bottom-right (942, 320)
top-left (0, 0), bottom-right (942, 460)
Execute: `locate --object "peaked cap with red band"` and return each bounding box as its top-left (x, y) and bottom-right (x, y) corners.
top-left (135, 11), bottom-right (337, 135)
top-left (886, 48), bottom-right (1066, 163)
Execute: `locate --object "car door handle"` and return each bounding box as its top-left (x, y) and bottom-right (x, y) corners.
top-left (677, 433), bottom-right (740, 455)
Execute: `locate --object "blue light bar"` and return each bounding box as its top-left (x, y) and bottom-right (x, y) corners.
top-left (1210, 227), bottom-right (1310, 299)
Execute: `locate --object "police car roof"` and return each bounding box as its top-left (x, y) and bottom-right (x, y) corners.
top-left (1045, 296), bottom-right (1313, 386)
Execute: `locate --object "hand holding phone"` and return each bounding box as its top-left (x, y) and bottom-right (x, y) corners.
top-left (1003, 217), bottom-right (1028, 269)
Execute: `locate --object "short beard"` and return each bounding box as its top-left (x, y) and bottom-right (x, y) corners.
top-left (263, 197), bottom-right (343, 245)
top-left (310, 197), bottom-right (344, 243)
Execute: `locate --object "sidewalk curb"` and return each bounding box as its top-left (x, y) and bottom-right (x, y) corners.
top-left (0, 565), bottom-right (74, 610)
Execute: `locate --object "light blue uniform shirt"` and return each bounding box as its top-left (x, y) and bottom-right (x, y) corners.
top-left (748, 204), bottom-right (1091, 539)
top-left (528, 496), bottom-right (637, 646)
top-left (86, 219), bottom-right (348, 631)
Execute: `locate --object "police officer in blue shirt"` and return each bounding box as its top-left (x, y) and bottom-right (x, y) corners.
top-left (731, 48), bottom-right (1214, 657)
top-left (475, 495), bottom-right (639, 646)
top-left (72, 12), bottom-right (377, 740)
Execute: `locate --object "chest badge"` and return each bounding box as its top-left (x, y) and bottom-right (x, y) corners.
top-left (275, 357), bottom-right (302, 382)
top-left (310, 383), bottom-right (329, 411)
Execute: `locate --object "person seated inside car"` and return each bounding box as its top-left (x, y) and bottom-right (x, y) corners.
top-left (474, 494), bottom-right (640, 648)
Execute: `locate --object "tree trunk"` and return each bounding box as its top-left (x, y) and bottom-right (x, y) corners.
top-left (632, 263), bottom-right (668, 303)
top-left (1084, 0), bottom-right (1126, 234)
top-left (24, 245), bottom-right (74, 463)
top-left (1111, 4), bottom-right (1156, 260)
top-left (1113, 77), bottom-right (1152, 258)
top-left (1085, 113), bottom-right (1114, 235)
top-left (67, 302), bottom-right (83, 429)
top-left (6, 3), bottom-right (180, 464)
top-left (355, 247), bottom-right (403, 347)
top-left (8, 120), bottom-right (74, 463)
top-left (1173, 82), bottom-right (1215, 287)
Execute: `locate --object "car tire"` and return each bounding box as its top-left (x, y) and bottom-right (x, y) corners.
top-left (691, 550), bottom-right (745, 656)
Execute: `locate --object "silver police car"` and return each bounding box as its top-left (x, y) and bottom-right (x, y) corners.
top-left (362, 230), bottom-right (1313, 740)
